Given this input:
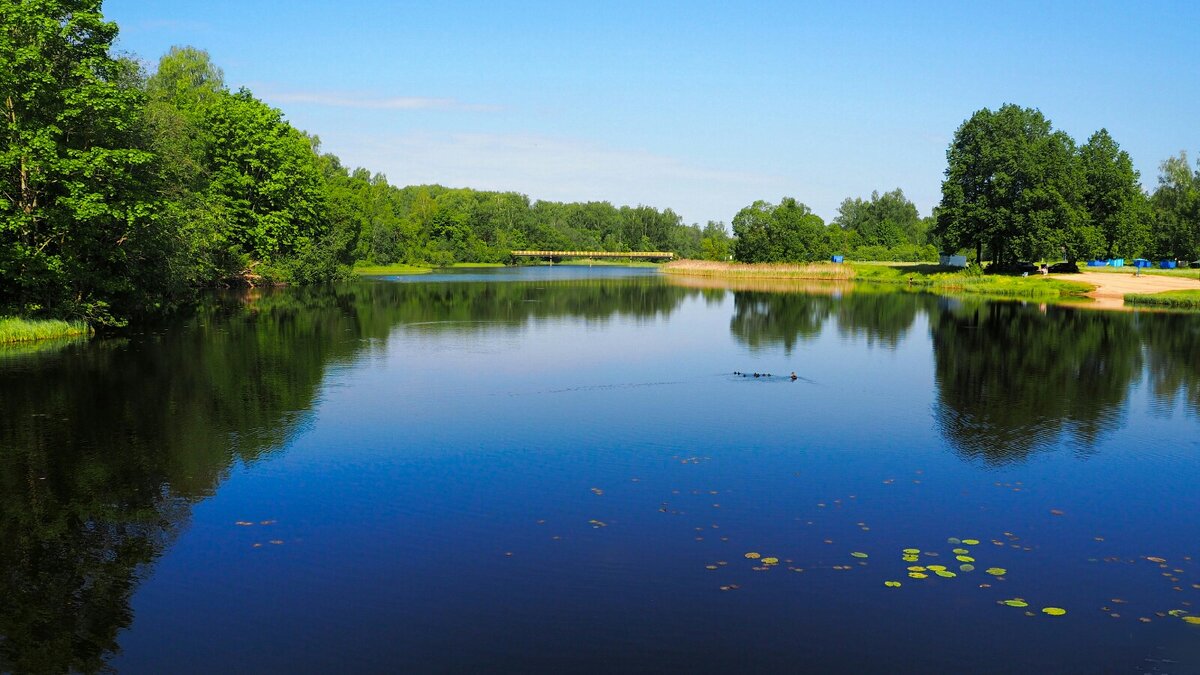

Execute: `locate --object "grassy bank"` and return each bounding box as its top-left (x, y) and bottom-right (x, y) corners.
top-left (0, 317), bottom-right (92, 344)
top-left (662, 259), bottom-right (855, 280)
top-left (1124, 290), bottom-right (1200, 308)
top-left (663, 260), bottom-right (1093, 300)
top-left (353, 263), bottom-right (433, 275)
top-left (850, 262), bottom-right (1093, 299)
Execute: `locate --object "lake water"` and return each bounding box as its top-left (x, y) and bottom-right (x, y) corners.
top-left (2, 267), bottom-right (1199, 673)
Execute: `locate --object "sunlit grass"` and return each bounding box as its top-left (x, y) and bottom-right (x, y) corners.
top-left (352, 263), bottom-right (433, 276)
top-left (1124, 290), bottom-right (1200, 308)
top-left (851, 262), bottom-right (1094, 299)
top-left (0, 317), bottom-right (92, 343)
top-left (663, 259), bottom-right (855, 279)
top-left (664, 260), bottom-right (1093, 300)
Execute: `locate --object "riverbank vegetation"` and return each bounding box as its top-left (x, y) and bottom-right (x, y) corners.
top-left (3, 3), bottom-right (1198, 330)
top-left (1124, 290), bottom-right (1200, 308)
top-left (665, 260), bottom-right (1093, 300)
top-left (0, 317), bottom-right (92, 344)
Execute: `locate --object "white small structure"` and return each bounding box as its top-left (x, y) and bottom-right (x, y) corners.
top-left (939, 254), bottom-right (968, 267)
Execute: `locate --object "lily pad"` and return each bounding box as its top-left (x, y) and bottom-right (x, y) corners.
top-left (851, 552), bottom-right (868, 559)
top-left (947, 537), bottom-right (961, 544)
top-left (884, 581), bottom-right (902, 587)
top-left (1183, 616), bottom-right (1200, 625)
top-left (1003, 599), bottom-right (1029, 608)
top-left (908, 572), bottom-right (928, 579)
top-left (902, 548), bottom-right (920, 554)
top-left (1042, 607), bottom-right (1067, 616)
top-left (959, 564), bottom-right (975, 572)
top-left (762, 557), bottom-right (779, 565)
top-left (956, 555), bottom-right (975, 563)
top-left (935, 570), bottom-right (956, 578)
top-left (985, 567), bottom-right (1007, 576)
top-left (907, 566), bottom-right (926, 572)
top-left (961, 539), bottom-right (980, 546)
top-left (902, 555), bottom-right (919, 562)
top-left (926, 565), bottom-right (947, 572)
top-left (952, 548), bottom-right (969, 555)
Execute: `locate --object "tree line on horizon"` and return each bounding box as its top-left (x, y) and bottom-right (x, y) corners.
top-left (730, 108), bottom-right (1200, 267)
top-left (3, 2), bottom-right (1199, 324)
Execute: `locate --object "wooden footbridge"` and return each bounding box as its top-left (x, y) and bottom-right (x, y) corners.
top-left (510, 250), bottom-right (675, 262)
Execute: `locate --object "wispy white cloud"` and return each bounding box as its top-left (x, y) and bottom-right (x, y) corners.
top-left (261, 92), bottom-right (498, 112)
top-left (318, 131), bottom-right (791, 225)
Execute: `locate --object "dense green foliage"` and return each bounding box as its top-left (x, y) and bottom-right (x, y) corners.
top-left (0, 2), bottom-right (707, 324)
top-left (1, 1), bottom-right (173, 323)
top-left (934, 104), bottom-right (1198, 266)
top-left (1150, 152), bottom-right (1200, 262)
top-left (335, 179), bottom-right (705, 266)
top-left (730, 191), bottom-right (937, 264)
top-left (5, 3), bottom-right (1199, 324)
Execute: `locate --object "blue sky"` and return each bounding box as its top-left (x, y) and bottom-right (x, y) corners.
top-left (107, 0), bottom-right (1198, 226)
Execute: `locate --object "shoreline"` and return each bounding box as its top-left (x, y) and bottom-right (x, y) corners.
top-left (663, 260), bottom-right (1093, 302)
top-left (0, 317), bottom-right (93, 344)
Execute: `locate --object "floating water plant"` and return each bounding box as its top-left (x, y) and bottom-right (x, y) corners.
top-left (985, 567), bottom-right (1007, 576)
top-left (1003, 599), bottom-right (1029, 608)
top-left (884, 581), bottom-right (901, 587)
top-left (851, 552), bottom-right (868, 558)
top-left (745, 552), bottom-right (761, 559)
top-left (961, 539), bottom-right (980, 546)
top-left (1042, 607), bottom-right (1066, 616)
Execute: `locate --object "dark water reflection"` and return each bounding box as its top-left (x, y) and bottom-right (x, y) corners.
top-left (1, 269), bottom-right (1198, 673)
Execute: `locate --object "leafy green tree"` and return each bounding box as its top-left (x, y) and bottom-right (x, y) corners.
top-left (835, 189), bottom-right (922, 248)
top-left (1080, 129), bottom-right (1148, 258)
top-left (1149, 152), bottom-right (1199, 261)
top-left (732, 198), bottom-right (830, 263)
top-left (201, 89), bottom-right (329, 266)
top-left (1, 0), bottom-right (182, 321)
top-left (699, 221), bottom-right (732, 260)
top-left (934, 105), bottom-right (1092, 265)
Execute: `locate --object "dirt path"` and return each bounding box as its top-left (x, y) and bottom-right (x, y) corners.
top-left (1049, 271), bottom-right (1200, 309)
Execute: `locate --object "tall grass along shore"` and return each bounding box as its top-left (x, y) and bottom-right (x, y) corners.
top-left (0, 317), bottom-right (93, 344)
top-left (663, 260), bottom-right (1093, 300)
top-left (1124, 290), bottom-right (1200, 309)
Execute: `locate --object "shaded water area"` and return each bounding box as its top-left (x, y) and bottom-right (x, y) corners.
top-left (2, 267), bottom-right (1199, 673)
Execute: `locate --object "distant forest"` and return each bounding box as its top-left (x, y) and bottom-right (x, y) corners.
top-left (3, 2), bottom-right (1198, 323)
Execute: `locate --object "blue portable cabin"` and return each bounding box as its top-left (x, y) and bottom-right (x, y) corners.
top-left (1132, 258), bottom-right (1151, 268)
top-left (1160, 260), bottom-right (1177, 269)
top-left (1086, 260), bottom-right (1107, 267)
top-left (831, 255), bottom-right (844, 264)
top-left (1108, 258), bottom-right (1125, 268)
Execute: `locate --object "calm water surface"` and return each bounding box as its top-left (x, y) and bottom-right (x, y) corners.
top-left (2, 267), bottom-right (1199, 673)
